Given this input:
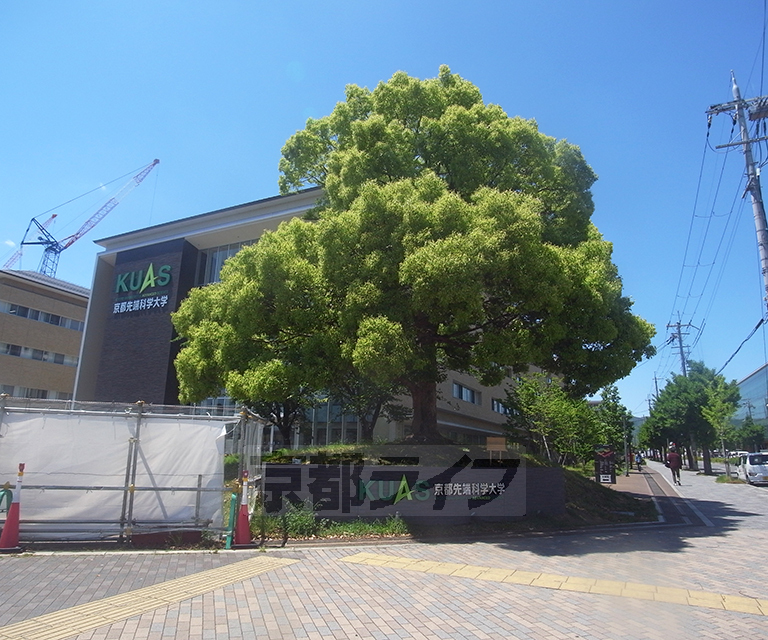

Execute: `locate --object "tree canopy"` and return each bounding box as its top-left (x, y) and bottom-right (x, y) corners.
top-left (505, 378), bottom-right (631, 465)
top-left (639, 361), bottom-right (740, 472)
top-left (173, 66), bottom-right (655, 442)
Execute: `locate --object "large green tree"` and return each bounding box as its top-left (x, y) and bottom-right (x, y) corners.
top-left (642, 361), bottom-right (739, 473)
top-left (173, 67), bottom-right (654, 442)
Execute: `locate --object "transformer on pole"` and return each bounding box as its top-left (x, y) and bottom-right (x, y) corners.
top-left (707, 74), bottom-right (768, 316)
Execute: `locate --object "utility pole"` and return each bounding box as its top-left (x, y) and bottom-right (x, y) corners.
top-left (707, 73), bottom-right (768, 315)
top-left (666, 321), bottom-right (693, 377)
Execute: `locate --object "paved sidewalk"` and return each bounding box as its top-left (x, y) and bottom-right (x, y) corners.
top-left (2, 464), bottom-right (768, 639)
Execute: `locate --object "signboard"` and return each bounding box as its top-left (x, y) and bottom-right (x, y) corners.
top-left (594, 444), bottom-right (616, 484)
top-left (111, 262), bottom-right (172, 315)
top-left (263, 445), bottom-right (525, 520)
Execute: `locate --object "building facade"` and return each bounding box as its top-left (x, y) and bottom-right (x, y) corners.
top-left (0, 269), bottom-right (88, 400)
top-left (734, 363), bottom-right (768, 440)
top-left (75, 189), bottom-right (510, 442)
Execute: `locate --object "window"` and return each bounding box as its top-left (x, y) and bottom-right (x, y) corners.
top-left (0, 300), bottom-right (83, 332)
top-left (0, 341), bottom-right (77, 366)
top-left (9, 304), bottom-right (29, 318)
top-left (0, 385), bottom-right (70, 399)
top-left (4, 343), bottom-right (21, 357)
top-left (453, 382), bottom-right (481, 405)
top-left (492, 398), bottom-right (509, 415)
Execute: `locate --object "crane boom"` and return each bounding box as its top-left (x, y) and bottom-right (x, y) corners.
top-left (2, 214), bottom-right (57, 269)
top-left (59, 159), bottom-right (159, 250)
top-left (19, 159), bottom-right (159, 278)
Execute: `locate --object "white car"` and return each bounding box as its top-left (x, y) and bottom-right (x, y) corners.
top-left (735, 453), bottom-right (768, 485)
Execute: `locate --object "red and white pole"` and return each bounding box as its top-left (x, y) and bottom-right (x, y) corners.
top-left (0, 463), bottom-right (25, 553)
top-left (233, 471), bottom-right (251, 546)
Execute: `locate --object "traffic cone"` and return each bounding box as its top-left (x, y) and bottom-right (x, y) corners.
top-left (233, 471), bottom-right (252, 546)
top-left (0, 463), bottom-right (25, 553)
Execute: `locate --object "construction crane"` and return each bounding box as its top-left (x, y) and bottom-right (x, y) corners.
top-left (13, 159), bottom-right (159, 278)
top-left (2, 214), bottom-right (57, 269)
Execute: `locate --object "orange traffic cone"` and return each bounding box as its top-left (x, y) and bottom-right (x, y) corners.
top-left (233, 471), bottom-right (252, 546)
top-left (0, 463), bottom-right (25, 554)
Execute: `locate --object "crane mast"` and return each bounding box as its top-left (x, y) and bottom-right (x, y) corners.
top-left (2, 214), bottom-right (57, 270)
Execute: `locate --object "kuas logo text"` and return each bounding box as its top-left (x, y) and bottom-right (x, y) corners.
top-left (115, 263), bottom-right (171, 294)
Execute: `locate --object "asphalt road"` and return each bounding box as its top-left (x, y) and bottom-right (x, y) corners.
top-left (1, 462), bottom-right (767, 639)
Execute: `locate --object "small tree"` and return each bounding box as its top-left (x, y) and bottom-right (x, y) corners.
top-left (329, 376), bottom-right (411, 442)
top-left (594, 384), bottom-right (632, 452)
top-left (702, 378), bottom-right (739, 477)
top-left (505, 373), bottom-right (600, 465)
top-left (249, 398), bottom-right (310, 448)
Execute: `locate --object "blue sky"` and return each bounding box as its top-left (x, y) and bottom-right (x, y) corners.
top-left (2, 1), bottom-right (767, 416)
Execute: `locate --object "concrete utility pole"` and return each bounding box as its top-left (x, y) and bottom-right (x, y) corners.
top-left (666, 321), bottom-right (692, 377)
top-left (707, 73), bottom-right (768, 316)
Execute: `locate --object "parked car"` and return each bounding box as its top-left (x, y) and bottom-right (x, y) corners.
top-left (735, 453), bottom-right (768, 485)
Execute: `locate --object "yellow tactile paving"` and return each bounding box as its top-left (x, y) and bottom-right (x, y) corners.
top-left (341, 552), bottom-right (768, 617)
top-left (0, 556), bottom-right (298, 640)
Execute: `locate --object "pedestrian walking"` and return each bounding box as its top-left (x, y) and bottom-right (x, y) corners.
top-left (666, 447), bottom-right (683, 485)
top-left (635, 452), bottom-right (643, 471)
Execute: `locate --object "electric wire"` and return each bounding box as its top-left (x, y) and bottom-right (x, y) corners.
top-left (669, 134), bottom-right (712, 323)
top-left (688, 174), bottom-right (747, 348)
top-left (649, 6), bottom-right (768, 412)
top-left (679, 149), bottom-right (735, 324)
top-left (718, 318), bottom-right (764, 374)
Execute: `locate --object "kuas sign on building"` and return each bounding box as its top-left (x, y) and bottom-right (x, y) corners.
top-left (112, 263), bottom-right (172, 315)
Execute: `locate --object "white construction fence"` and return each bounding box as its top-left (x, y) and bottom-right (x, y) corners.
top-left (0, 398), bottom-right (257, 541)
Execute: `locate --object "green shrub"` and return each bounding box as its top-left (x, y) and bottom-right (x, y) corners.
top-left (249, 499), bottom-right (410, 540)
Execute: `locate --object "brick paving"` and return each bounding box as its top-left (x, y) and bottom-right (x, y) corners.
top-left (2, 463), bottom-right (768, 639)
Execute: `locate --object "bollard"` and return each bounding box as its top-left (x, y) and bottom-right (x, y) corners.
top-left (0, 463), bottom-right (25, 553)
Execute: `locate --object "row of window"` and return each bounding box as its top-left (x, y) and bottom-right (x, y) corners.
top-left (0, 342), bottom-right (78, 367)
top-left (0, 384), bottom-right (72, 400)
top-left (452, 382), bottom-right (482, 405)
top-left (491, 398), bottom-right (510, 415)
top-left (0, 300), bottom-right (85, 331)
top-left (453, 381), bottom-right (511, 415)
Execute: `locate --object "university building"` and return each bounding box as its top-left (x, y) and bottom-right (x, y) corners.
top-left (74, 189), bottom-right (511, 444)
top-left (735, 364), bottom-right (768, 439)
top-left (0, 269), bottom-right (88, 400)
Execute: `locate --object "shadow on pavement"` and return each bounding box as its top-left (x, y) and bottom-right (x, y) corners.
top-left (407, 481), bottom-right (762, 557)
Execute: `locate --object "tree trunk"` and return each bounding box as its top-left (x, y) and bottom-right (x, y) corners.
top-left (407, 379), bottom-right (449, 443)
top-left (702, 446), bottom-right (712, 475)
top-left (277, 422), bottom-right (294, 448)
top-left (359, 403), bottom-right (382, 443)
top-left (721, 437), bottom-right (731, 478)
top-left (687, 433), bottom-right (699, 470)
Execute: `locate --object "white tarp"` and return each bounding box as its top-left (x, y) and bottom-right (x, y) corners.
top-left (0, 409), bottom-right (227, 540)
